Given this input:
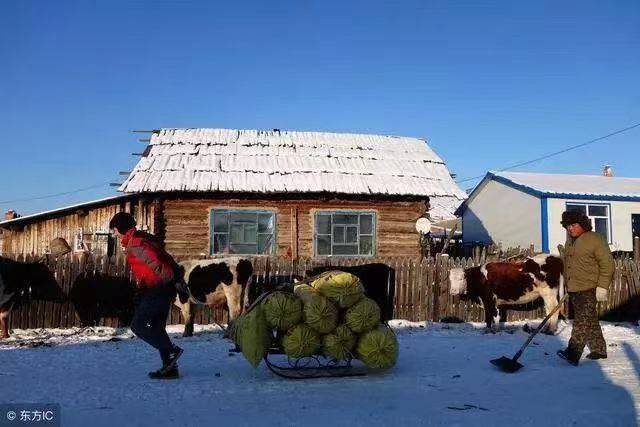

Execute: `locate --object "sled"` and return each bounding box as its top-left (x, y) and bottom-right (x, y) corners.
top-left (232, 272), bottom-right (397, 380)
top-left (233, 283), bottom-right (369, 379)
top-left (263, 352), bottom-right (368, 380)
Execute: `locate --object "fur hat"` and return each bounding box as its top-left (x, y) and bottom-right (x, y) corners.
top-left (560, 210), bottom-right (593, 231)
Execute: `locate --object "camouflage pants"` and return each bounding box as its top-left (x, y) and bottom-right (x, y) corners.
top-left (568, 288), bottom-right (607, 357)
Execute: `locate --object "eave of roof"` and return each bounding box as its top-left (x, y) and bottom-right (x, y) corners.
top-left (455, 171), bottom-right (640, 216)
top-left (0, 194), bottom-right (134, 227)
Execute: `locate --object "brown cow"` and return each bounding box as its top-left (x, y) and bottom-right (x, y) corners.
top-left (448, 254), bottom-right (564, 334)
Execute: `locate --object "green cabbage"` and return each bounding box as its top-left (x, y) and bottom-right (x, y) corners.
top-left (293, 284), bottom-right (319, 304)
top-left (322, 324), bottom-right (356, 361)
top-left (282, 324), bottom-right (321, 358)
top-left (311, 271), bottom-right (364, 308)
top-left (303, 294), bottom-right (339, 334)
top-left (345, 297), bottom-right (381, 333)
top-left (356, 326), bottom-right (399, 369)
top-left (263, 291), bottom-right (303, 330)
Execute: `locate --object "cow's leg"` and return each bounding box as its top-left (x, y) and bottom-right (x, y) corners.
top-left (0, 305), bottom-right (11, 339)
top-left (222, 283), bottom-right (243, 321)
top-left (498, 306), bottom-right (507, 330)
top-left (174, 298), bottom-right (195, 337)
top-left (482, 296), bottom-right (498, 333)
top-left (539, 288), bottom-right (560, 335)
top-left (183, 305), bottom-right (195, 337)
top-left (492, 299), bottom-right (502, 332)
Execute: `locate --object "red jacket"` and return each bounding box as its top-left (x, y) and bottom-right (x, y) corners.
top-left (121, 228), bottom-right (176, 289)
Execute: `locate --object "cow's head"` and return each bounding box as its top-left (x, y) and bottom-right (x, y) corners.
top-left (449, 267), bottom-right (467, 295)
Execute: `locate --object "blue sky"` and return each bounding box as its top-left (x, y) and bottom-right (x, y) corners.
top-left (1, 0), bottom-right (639, 215)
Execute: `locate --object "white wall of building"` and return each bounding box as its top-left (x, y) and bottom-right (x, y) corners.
top-left (462, 179), bottom-right (542, 250)
top-left (547, 198), bottom-right (640, 252)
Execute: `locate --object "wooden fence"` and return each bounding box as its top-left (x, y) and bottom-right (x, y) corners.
top-left (4, 254), bottom-right (640, 331)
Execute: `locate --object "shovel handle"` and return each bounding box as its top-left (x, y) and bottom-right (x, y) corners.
top-left (512, 294), bottom-right (568, 362)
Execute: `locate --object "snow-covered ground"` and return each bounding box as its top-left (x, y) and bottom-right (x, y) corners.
top-left (1, 320), bottom-right (639, 427)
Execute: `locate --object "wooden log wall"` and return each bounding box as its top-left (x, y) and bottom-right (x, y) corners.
top-left (0, 197), bottom-right (155, 257)
top-left (162, 197), bottom-right (425, 261)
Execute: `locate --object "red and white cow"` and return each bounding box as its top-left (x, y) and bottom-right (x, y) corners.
top-left (448, 254), bottom-right (564, 334)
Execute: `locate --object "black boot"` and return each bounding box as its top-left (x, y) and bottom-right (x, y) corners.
top-left (586, 352), bottom-right (607, 360)
top-left (161, 345), bottom-right (184, 373)
top-left (148, 366), bottom-right (179, 380)
top-left (557, 349), bottom-right (580, 366)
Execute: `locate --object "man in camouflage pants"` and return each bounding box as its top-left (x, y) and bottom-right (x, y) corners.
top-left (558, 210), bottom-right (614, 366)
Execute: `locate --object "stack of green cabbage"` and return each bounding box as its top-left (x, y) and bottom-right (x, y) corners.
top-left (232, 270), bottom-right (398, 370)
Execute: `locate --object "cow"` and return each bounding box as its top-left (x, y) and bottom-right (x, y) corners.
top-left (246, 273), bottom-right (303, 306)
top-left (304, 263), bottom-right (396, 322)
top-left (68, 273), bottom-right (136, 327)
top-left (245, 264), bottom-right (396, 321)
top-left (0, 256), bottom-right (67, 338)
top-left (173, 257), bottom-right (253, 337)
top-left (448, 254), bottom-right (564, 334)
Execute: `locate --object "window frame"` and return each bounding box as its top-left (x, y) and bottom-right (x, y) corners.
top-left (210, 208), bottom-right (277, 256)
top-left (313, 210), bottom-right (377, 257)
top-left (565, 201), bottom-right (612, 244)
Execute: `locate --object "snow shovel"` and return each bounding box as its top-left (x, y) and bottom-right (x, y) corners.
top-left (490, 294), bottom-right (568, 373)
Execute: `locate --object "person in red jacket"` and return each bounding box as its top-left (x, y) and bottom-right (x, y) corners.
top-left (109, 212), bottom-right (183, 379)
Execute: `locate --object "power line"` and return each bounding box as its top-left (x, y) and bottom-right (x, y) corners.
top-left (0, 182), bottom-right (111, 206)
top-left (455, 121), bottom-right (640, 184)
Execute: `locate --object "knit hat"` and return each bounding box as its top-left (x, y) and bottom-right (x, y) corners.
top-left (560, 210), bottom-right (593, 231)
top-left (109, 212), bottom-right (137, 234)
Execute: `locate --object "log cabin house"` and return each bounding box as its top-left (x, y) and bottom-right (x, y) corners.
top-left (0, 129), bottom-right (466, 260)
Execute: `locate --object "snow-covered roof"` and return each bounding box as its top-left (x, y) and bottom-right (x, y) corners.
top-left (119, 128), bottom-right (466, 219)
top-left (456, 170), bottom-right (640, 216)
top-left (492, 171), bottom-right (640, 199)
top-left (0, 195), bottom-right (132, 227)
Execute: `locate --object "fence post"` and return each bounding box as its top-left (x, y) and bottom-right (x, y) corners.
top-left (432, 253), bottom-right (447, 322)
top-left (432, 254), bottom-right (439, 322)
top-left (634, 236), bottom-right (640, 262)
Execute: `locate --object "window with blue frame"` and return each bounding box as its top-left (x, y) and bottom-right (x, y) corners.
top-left (210, 209), bottom-right (276, 255)
top-left (566, 203), bottom-right (611, 243)
top-left (314, 211), bottom-right (376, 256)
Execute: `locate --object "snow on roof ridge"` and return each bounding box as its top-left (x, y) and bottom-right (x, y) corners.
top-left (490, 170), bottom-right (640, 198)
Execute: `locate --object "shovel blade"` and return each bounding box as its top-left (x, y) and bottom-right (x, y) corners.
top-left (490, 356), bottom-right (523, 373)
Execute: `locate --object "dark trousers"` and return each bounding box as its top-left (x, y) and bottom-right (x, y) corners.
top-left (568, 288), bottom-right (607, 357)
top-left (131, 284), bottom-right (176, 362)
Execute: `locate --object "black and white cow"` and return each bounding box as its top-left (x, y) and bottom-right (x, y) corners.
top-left (448, 254), bottom-right (564, 334)
top-left (0, 256), bottom-right (66, 338)
top-left (245, 263), bottom-right (396, 321)
top-left (174, 257), bottom-right (253, 337)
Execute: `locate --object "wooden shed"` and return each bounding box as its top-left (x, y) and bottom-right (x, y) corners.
top-left (0, 195), bottom-right (158, 256)
top-left (1, 128), bottom-right (466, 260)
